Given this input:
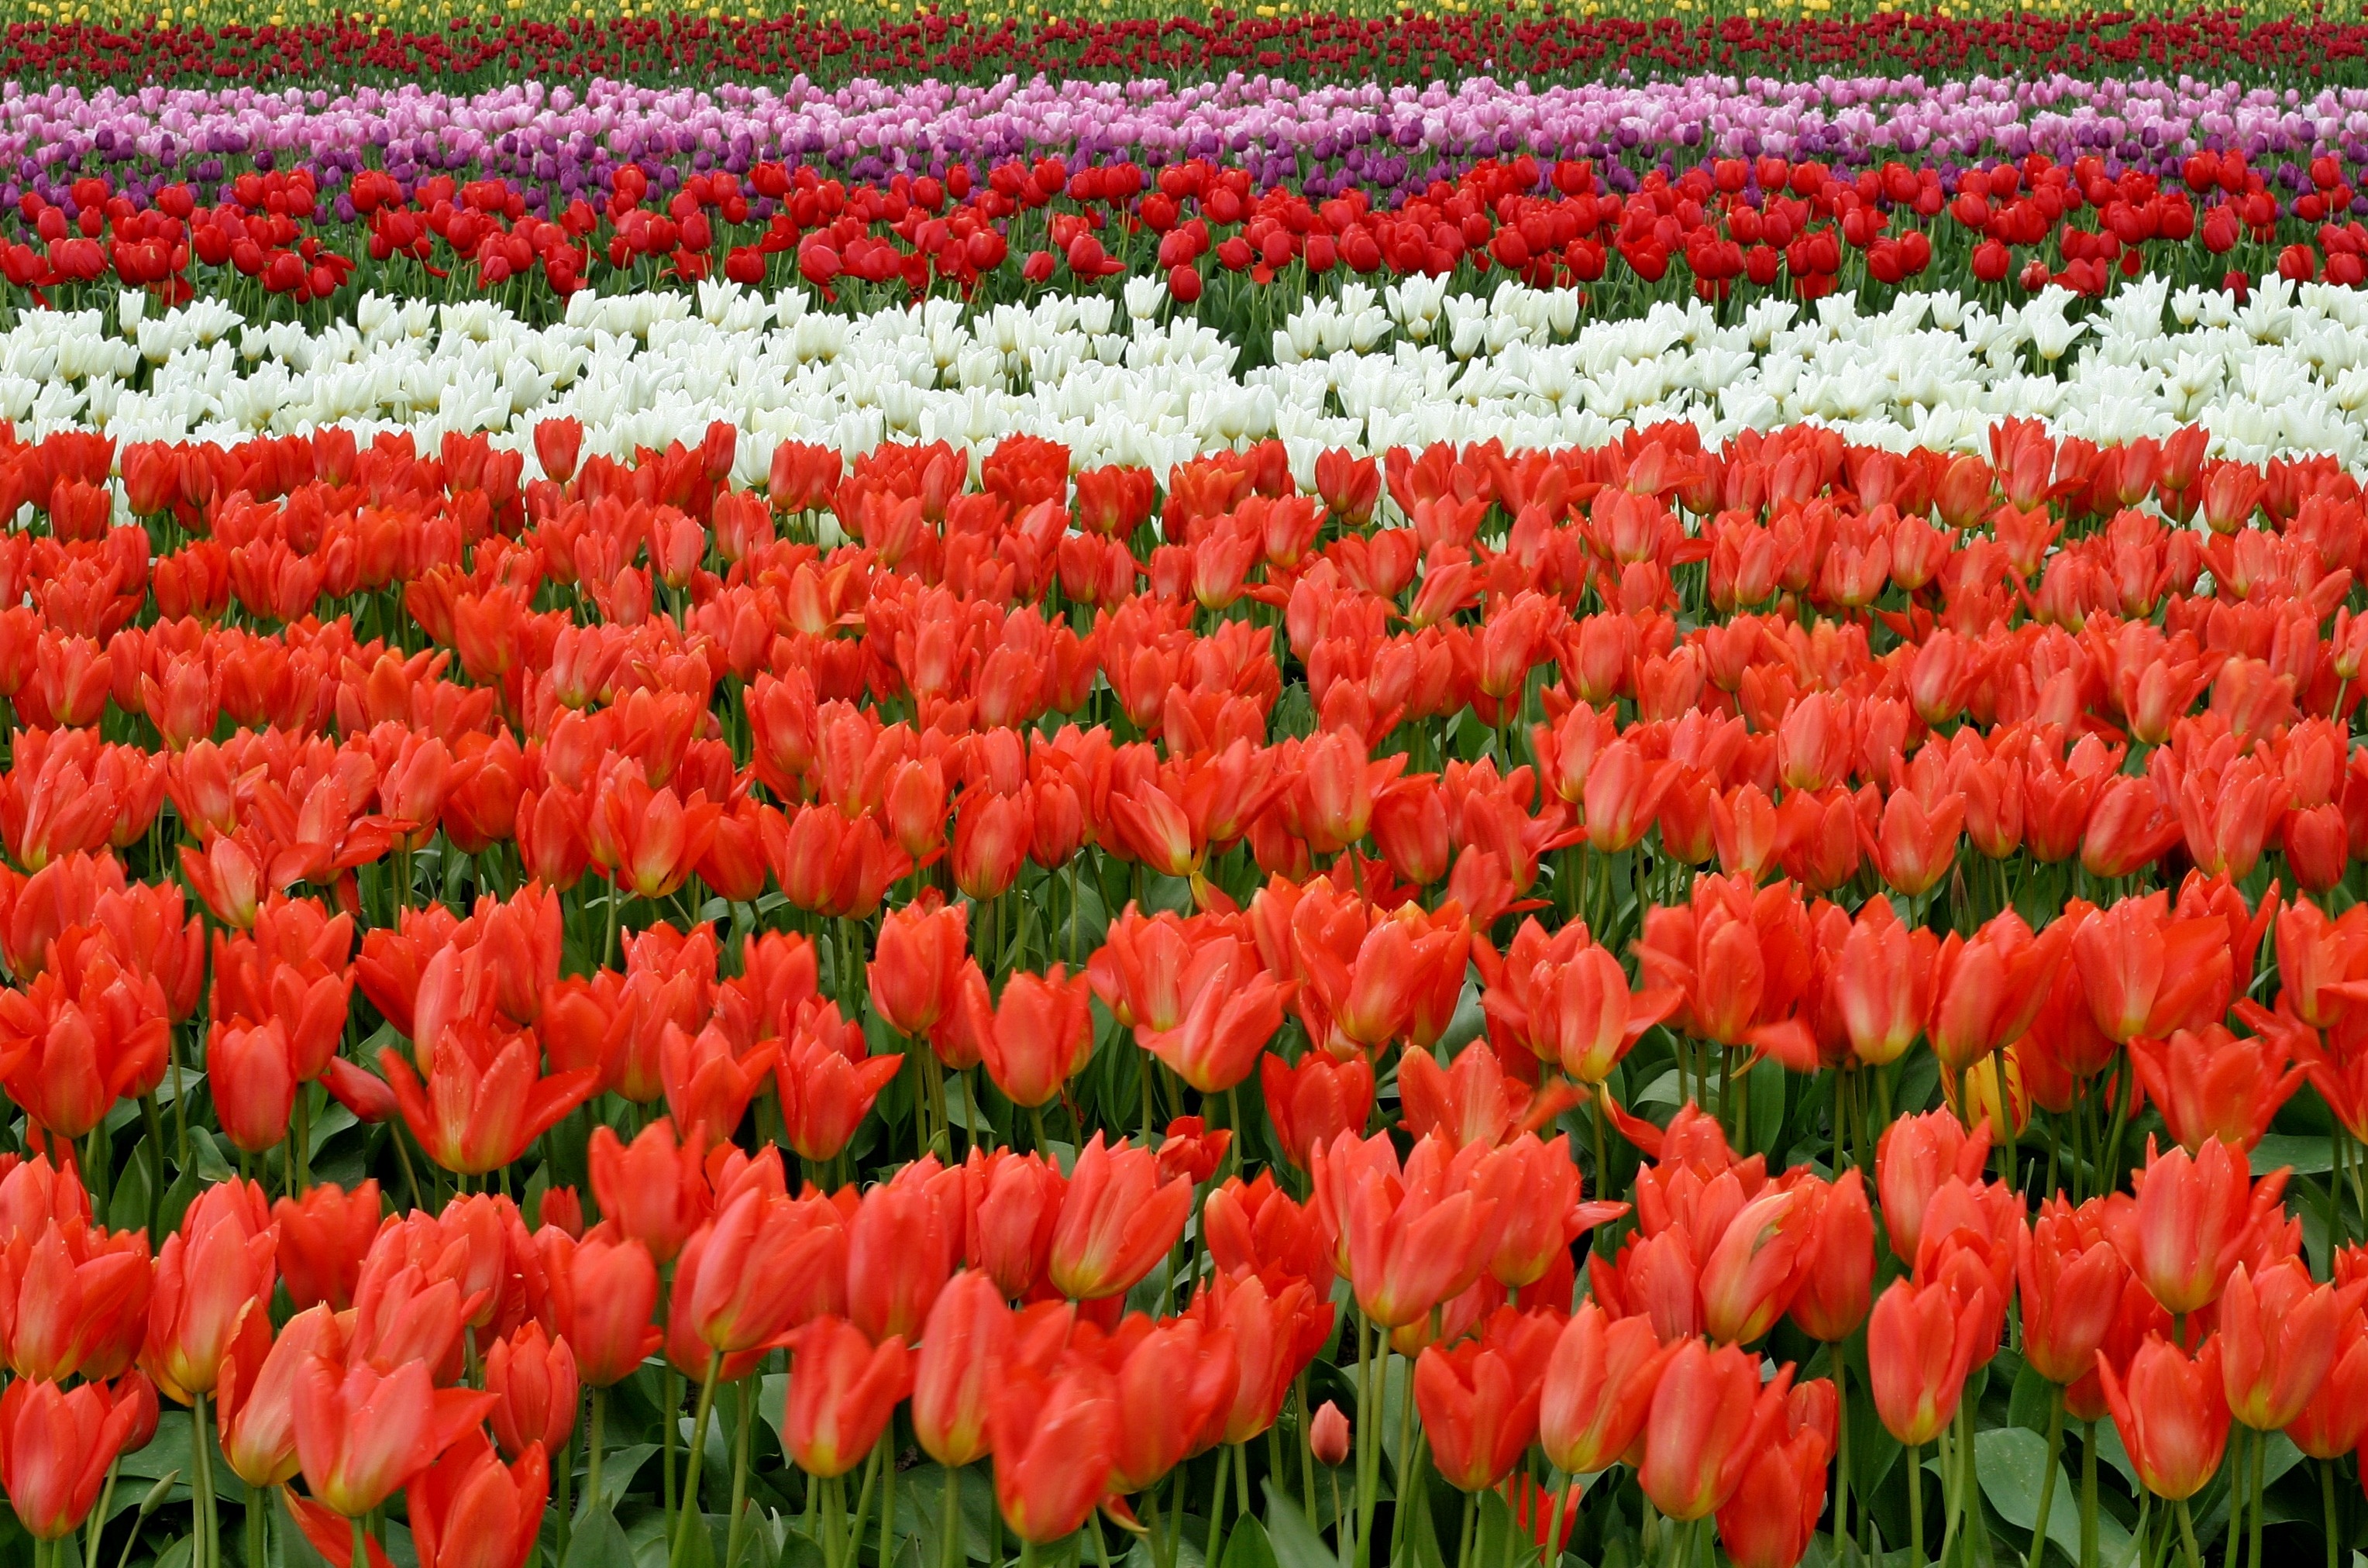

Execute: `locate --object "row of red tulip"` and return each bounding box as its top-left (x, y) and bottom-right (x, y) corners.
top-left (8, 147), bottom-right (2363, 316)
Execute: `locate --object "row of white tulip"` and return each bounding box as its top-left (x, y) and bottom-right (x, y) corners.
top-left (9, 273), bottom-right (2367, 481)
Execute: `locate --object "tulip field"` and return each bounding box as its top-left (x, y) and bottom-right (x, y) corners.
top-left (13, 9), bottom-right (2368, 1568)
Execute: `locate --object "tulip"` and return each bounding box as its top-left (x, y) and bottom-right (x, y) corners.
top-left (379, 1021), bottom-right (598, 1177)
top-left (1259, 1050), bottom-right (1373, 1169)
top-left (2019, 1197), bottom-right (2130, 1387)
top-left (783, 1315), bottom-right (913, 1478)
top-left (0, 1375), bottom-right (143, 1539)
top-left (143, 1178), bottom-right (276, 1405)
top-left (586, 1119), bottom-right (710, 1266)
top-left (990, 1353), bottom-right (1117, 1544)
top-left (1048, 1133), bottom-right (1193, 1302)
top-left (1875, 1109), bottom-right (1992, 1262)
top-left (678, 1185), bottom-right (846, 1359)
top-left (1310, 1401), bottom-right (1351, 1467)
top-left (1539, 1301), bottom-right (1679, 1476)
top-left (1788, 1167), bottom-right (1874, 1343)
top-left (2126, 1024), bottom-right (2304, 1154)
top-left (1312, 1130), bottom-right (1499, 1329)
top-left (2218, 1260), bottom-right (2360, 1430)
top-left (868, 892), bottom-right (970, 1038)
top-left (1110, 1316), bottom-right (1239, 1493)
top-left (541, 1228), bottom-right (656, 1392)
top-left (1530, 944), bottom-right (1681, 1085)
top-left (485, 1322), bottom-right (578, 1460)
top-left (1136, 939), bottom-right (1289, 1094)
top-left (2103, 1136), bottom-right (2290, 1316)
top-left (1637, 1339), bottom-right (1793, 1522)
top-left (1413, 1307), bottom-right (1559, 1491)
top-left (1715, 1385), bottom-right (1833, 1568)
top-left (293, 1357), bottom-right (497, 1518)
top-left (273, 1181), bottom-right (382, 1312)
top-left (1866, 1277), bottom-right (1984, 1448)
top-left (1697, 1181), bottom-right (1824, 1346)
top-left (911, 1271), bottom-right (1010, 1470)
top-left (2098, 1335), bottom-right (2231, 1501)
top-left (2286, 1310), bottom-right (2368, 1459)
top-left (219, 1304), bottom-right (345, 1488)
top-left (2073, 898), bottom-right (2232, 1044)
top-left (1830, 897), bottom-right (1937, 1066)
top-left (967, 1149), bottom-right (1066, 1300)
top-left (406, 1429), bottom-right (549, 1568)
top-left (845, 1176), bottom-right (956, 1346)
top-left (1192, 1264), bottom-right (1331, 1446)
top-left (973, 965), bottom-right (1096, 1110)
top-left (0, 1216), bottom-right (151, 1384)
top-left (776, 1004), bottom-right (904, 1162)
top-left (210, 1016), bottom-right (298, 1154)
top-left (1927, 910), bottom-right (2068, 1071)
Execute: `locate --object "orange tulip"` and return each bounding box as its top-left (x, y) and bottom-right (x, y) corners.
top-left (1311, 1130), bottom-right (1499, 1329)
top-left (219, 1304), bottom-right (345, 1488)
top-left (1875, 1109), bottom-right (1992, 1262)
top-left (2019, 1196), bottom-right (2130, 1387)
top-left (142, 1178), bottom-right (276, 1405)
top-left (1108, 1316), bottom-right (1240, 1493)
top-left (2102, 1136), bottom-right (2291, 1316)
top-left (485, 1322), bottom-right (577, 1460)
top-left (2098, 1335), bottom-right (2230, 1501)
top-left (0, 1375), bottom-right (144, 1539)
top-left (1259, 1050), bottom-right (1372, 1170)
top-left (1829, 897), bottom-right (1938, 1067)
top-left (1137, 937), bottom-right (1289, 1095)
top-left (911, 1270), bottom-right (1010, 1470)
top-left (1697, 1181), bottom-right (1825, 1346)
top-left (0, 1215), bottom-right (151, 1384)
top-left (550, 1226), bottom-right (663, 1389)
top-left (1637, 1339), bottom-right (1793, 1522)
top-left (990, 1352), bottom-right (1117, 1543)
top-left (1715, 1381), bottom-right (1834, 1568)
top-left (586, 1119), bottom-right (710, 1265)
top-left (1866, 1277), bottom-right (1984, 1448)
top-left (1788, 1167), bottom-right (1874, 1343)
top-left (972, 966), bottom-right (1095, 1110)
top-left (1927, 909), bottom-right (2068, 1072)
top-left (1413, 1307), bottom-right (1560, 1491)
top-left (405, 1429), bottom-right (549, 1568)
top-left (868, 892), bottom-right (970, 1038)
top-left (2072, 896), bottom-right (2232, 1044)
top-left (1048, 1133), bottom-right (1193, 1302)
top-left (2128, 1023), bottom-right (2304, 1154)
top-left (378, 1019), bottom-right (597, 1177)
top-left (775, 1001), bottom-right (903, 1162)
top-left (2286, 1309), bottom-right (2368, 1459)
top-left (1539, 1301), bottom-right (1678, 1475)
top-left (273, 1180), bottom-right (381, 1313)
top-left (292, 1356), bottom-right (497, 1518)
top-left (2217, 1259), bottom-right (2363, 1430)
top-left (784, 1315), bottom-right (913, 1478)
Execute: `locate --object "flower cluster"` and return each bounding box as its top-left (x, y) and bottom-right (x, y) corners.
top-left (0, 401), bottom-right (2341, 1568)
top-left (3, 9), bottom-right (2364, 90)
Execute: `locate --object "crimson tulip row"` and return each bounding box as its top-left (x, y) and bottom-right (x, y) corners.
top-left (9, 146), bottom-right (2368, 326)
top-left (1, 10), bottom-right (2356, 88)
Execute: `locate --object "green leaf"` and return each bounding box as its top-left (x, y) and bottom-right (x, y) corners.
top-left (1974, 1425), bottom-right (2132, 1566)
top-left (189, 1126), bottom-right (234, 1183)
top-left (1218, 1515), bottom-right (1277, 1568)
top-left (595, 1446), bottom-right (660, 1514)
top-left (1259, 1484), bottom-right (1337, 1568)
top-left (1473, 1488), bottom-right (1537, 1568)
top-left (2008, 1361), bottom-right (2058, 1435)
top-left (2253, 1134), bottom-right (2334, 1175)
top-left (566, 1508), bottom-right (639, 1568)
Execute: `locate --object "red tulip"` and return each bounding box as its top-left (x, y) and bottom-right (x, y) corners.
top-left (379, 1019), bottom-right (597, 1177)
top-left (911, 1270), bottom-right (1010, 1470)
top-left (143, 1178), bottom-right (276, 1405)
top-left (220, 1304), bottom-right (345, 1488)
top-left (1312, 1130), bottom-right (1499, 1329)
top-left (2019, 1196), bottom-right (2130, 1387)
top-left (273, 1180), bottom-right (382, 1312)
top-left (784, 1315), bottom-right (912, 1478)
top-left (586, 1119), bottom-right (710, 1266)
top-left (2286, 1309), bottom-right (2368, 1459)
top-left (1539, 1301), bottom-right (1678, 1475)
top-left (485, 1322), bottom-right (577, 1460)
top-left (1048, 1133), bottom-right (1193, 1302)
top-left (2217, 1259), bottom-right (2363, 1430)
top-left (1875, 1108), bottom-right (1992, 1262)
top-left (405, 1429), bottom-right (549, 1568)
top-left (2098, 1335), bottom-right (2231, 1501)
top-left (1788, 1167), bottom-right (1874, 1343)
top-left (1716, 1382), bottom-right (1835, 1568)
top-left (990, 1352), bottom-right (1117, 1543)
top-left (846, 1172), bottom-right (958, 1346)
top-left (0, 1215), bottom-right (150, 1384)
top-left (0, 1375), bottom-right (144, 1538)
top-left (1867, 1277), bottom-right (1984, 1448)
top-left (972, 965), bottom-right (1096, 1109)
top-left (551, 1226), bottom-right (663, 1389)
top-left (1109, 1315), bottom-right (1239, 1492)
top-left (1697, 1181), bottom-right (1825, 1346)
top-left (1414, 1306), bottom-right (1559, 1492)
top-left (868, 891), bottom-right (969, 1038)
top-left (1259, 1050), bottom-right (1372, 1169)
top-left (293, 1357), bottom-right (497, 1518)
top-left (1637, 1339), bottom-right (1793, 1522)
top-left (2102, 1136), bottom-right (2290, 1316)
top-left (2127, 1023), bottom-right (2304, 1154)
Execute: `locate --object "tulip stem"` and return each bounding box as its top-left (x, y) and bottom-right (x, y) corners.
top-left (2175, 1498), bottom-right (2204, 1568)
top-left (2321, 1460), bottom-right (2339, 1568)
top-left (2247, 1422), bottom-right (2265, 1568)
top-left (556, 1421), bottom-right (576, 1568)
top-left (2026, 1390), bottom-right (2063, 1568)
top-left (1451, 1491), bottom-right (1475, 1568)
top-left (82, 1462), bottom-right (118, 1568)
top-left (663, 1367), bottom-right (681, 1522)
top-left (354, 1516), bottom-right (370, 1568)
top-left (2081, 1422), bottom-right (2099, 1568)
top-left (246, 1484), bottom-right (267, 1568)
top-left (1908, 1442), bottom-right (1924, 1568)
top-left (726, 1384), bottom-right (754, 1568)
top-left (583, 1388), bottom-right (607, 1523)
top-left (849, 1439), bottom-right (885, 1568)
top-left (941, 1463), bottom-right (964, 1568)
top-left (1352, 1316), bottom-right (1378, 1568)
top-left (671, 1352), bottom-right (723, 1568)
top-left (1832, 1354), bottom-right (1850, 1566)
top-left (1206, 1445), bottom-right (1233, 1568)
top-left (880, 1416), bottom-right (899, 1568)
top-left (191, 1392), bottom-right (219, 1568)
top-left (2223, 1429), bottom-right (2246, 1568)
top-left (139, 1093), bottom-right (165, 1235)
